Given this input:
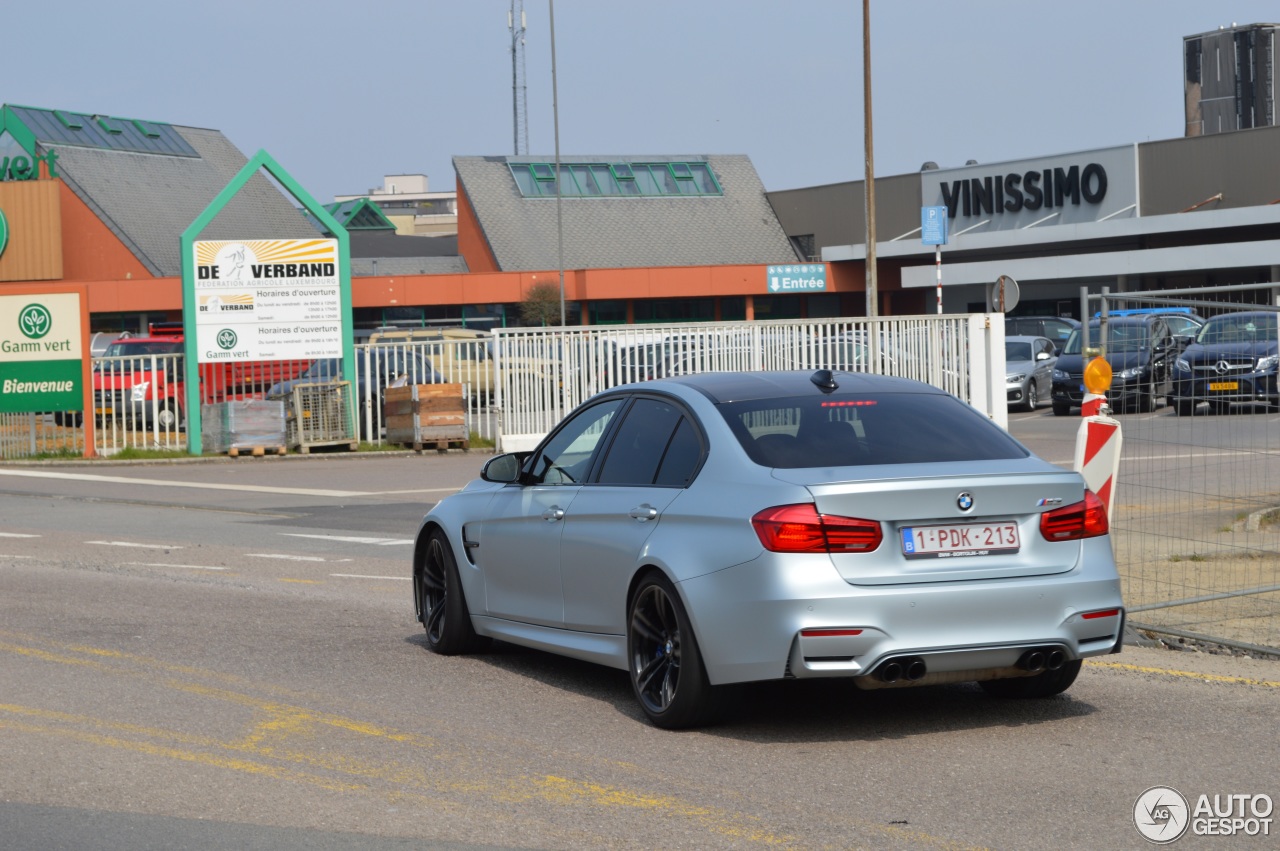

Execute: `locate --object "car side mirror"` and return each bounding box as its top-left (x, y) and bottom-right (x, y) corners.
top-left (480, 453), bottom-right (523, 484)
top-left (1036, 352), bottom-right (1051, 361)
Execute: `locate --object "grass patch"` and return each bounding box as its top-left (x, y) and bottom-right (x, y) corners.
top-left (20, 447), bottom-right (82, 461)
top-left (112, 447), bottom-right (197, 461)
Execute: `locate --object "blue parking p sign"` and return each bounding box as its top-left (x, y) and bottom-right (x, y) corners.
top-left (922, 206), bottom-right (948, 245)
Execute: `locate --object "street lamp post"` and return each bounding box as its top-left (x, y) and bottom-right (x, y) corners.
top-left (549, 0), bottom-right (565, 326)
top-left (863, 0), bottom-right (877, 318)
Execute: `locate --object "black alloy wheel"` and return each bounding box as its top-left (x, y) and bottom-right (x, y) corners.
top-left (628, 573), bottom-right (716, 728)
top-left (417, 528), bottom-right (488, 655)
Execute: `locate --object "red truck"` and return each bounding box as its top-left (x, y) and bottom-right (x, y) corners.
top-left (67, 323), bottom-right (308, 431)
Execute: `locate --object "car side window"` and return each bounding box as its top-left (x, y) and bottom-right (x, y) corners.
top-left (654, 417), bottom-right (702, 486)
top-left (529, 399), bottom-right (623, 485)
top-left (597, 398), bottom-right (683, 486)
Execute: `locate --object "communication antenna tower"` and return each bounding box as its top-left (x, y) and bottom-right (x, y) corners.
top-left (509, 1), bottom-right (529, 155)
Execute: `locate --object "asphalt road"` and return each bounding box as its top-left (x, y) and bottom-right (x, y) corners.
top-left (1, 429), bottom-right (1277, 850)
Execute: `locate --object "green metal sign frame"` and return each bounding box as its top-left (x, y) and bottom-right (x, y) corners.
top-left (179, 149), bottom-right (352, 455)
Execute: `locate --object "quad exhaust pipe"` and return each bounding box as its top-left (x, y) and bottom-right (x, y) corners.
top-left (1017, 647), bottom-right (1067, 672)
top-left (875, 656), bottom-right (927, 683)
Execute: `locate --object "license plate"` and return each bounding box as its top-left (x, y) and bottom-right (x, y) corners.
top-left (1208, 381), bottom-right (1238, 391)
top-left (901, 522), bottom-right (1020, 559)
top-left (95, 406), bottom-right (113, 415)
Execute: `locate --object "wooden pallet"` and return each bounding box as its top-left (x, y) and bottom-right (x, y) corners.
top-left (384, 384), bottom-right (468, 451)
top-left (227, 445), bottom-right (287, 458)
top-left (400, 437), bottom-right (471, 453)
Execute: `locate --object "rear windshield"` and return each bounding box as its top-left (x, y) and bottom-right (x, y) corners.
top-left (720, 393), bottom-right (1029, 468)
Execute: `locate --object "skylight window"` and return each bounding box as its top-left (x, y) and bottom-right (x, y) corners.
top-left (509, 161), bottom-right (722, 198)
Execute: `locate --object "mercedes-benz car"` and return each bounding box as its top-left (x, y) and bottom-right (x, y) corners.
top-left (412, 370), bottom-right (1124, 728)
top-left (1170, 311), bottom-right (1279, 415)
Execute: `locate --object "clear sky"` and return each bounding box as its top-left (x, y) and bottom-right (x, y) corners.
top-left (4, 1), bottom-right (1276, 203)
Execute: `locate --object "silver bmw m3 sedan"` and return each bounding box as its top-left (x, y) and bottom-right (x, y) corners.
top-left (412, 370), bottom-right (1125, 728)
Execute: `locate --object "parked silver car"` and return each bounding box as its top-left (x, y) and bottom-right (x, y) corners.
top-left (412, 370), bottom-right (1124, 728)
top-left (1005, 335), bottom-right (1058, 411)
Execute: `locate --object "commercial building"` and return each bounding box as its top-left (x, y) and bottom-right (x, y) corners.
top-left (2, 74), bottom-right (1279, 339)
top-left (769, 125), bottom-right (1280, 317)
top-left (1184, 22), bottom-right (1279, 136)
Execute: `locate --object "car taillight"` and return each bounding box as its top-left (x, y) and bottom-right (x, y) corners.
top-left (1039, 490), bottom-right (1109, 541)
top-left (752, 504), bottom-right (883, 554)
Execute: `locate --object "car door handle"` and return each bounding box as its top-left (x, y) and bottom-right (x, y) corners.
top-left (629, 504), bottom-right (659, 522)
top-left (542, 506), bottom-right (565, 522)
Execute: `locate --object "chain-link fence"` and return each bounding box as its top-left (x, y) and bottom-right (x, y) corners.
top-left (1082, 285), bottom-right (1280, 655)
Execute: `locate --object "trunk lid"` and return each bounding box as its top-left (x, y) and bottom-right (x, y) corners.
top-left (775, 459), bottom-right (1088, 586)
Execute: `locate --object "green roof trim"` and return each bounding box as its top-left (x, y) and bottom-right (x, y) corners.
top-left (325, 198), bottom-right (397, 231)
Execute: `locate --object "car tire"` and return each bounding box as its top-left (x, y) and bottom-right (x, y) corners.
top-left (628, 571), bottom-right (718, 729)
top-left (416, 527), bottom-right (489, 655)
top-left (1137, 386), bottom-right (1155, 413)
top-left (54, 411), bottom-right (83, 428)
top-left (156, 402), bottom-right (181, 432)
top-left (1173, 398), bottom-right (1196, 417)
top-left (1051, 402), bottom-right (1072, 417)
top-left (1024, 382), bottom-right (1038, 412)
top-left (979, 659), bottom-right (1082, 699)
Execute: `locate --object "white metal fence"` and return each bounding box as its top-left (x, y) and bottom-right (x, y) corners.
top-left (492, 314), bottom-right (1003, 451)
top-left (2, 314), bottom-right (1001, 459)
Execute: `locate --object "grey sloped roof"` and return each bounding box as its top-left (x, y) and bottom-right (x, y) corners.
top-left (350, 256), bottom-right (469, 276)
top-left (454, 154), bottom-right (798, 271)
top-left (45, 125), bottom-right (320, 277)
top-left (349, 231), bottom-right (459, 258)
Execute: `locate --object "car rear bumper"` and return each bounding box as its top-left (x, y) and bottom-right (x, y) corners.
top-left (680, 537), bottom-right (1123, 686)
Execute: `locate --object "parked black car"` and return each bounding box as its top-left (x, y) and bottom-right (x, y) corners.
top-left (1050, 315), bottom-right (1186, 415)
top-left (1169, 311), bottom-right (1279, 415)
top-left (1005, 315), bottom-right (1080, 351)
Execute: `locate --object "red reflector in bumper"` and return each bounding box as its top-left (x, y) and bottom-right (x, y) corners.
top-left (800, 628), bottom-right (864, 637)
top-left (1082, 608), bottom-right (1121, 620)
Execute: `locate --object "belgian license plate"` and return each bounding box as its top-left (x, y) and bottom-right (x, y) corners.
top-left (901, 522), bottom-right (1020, 559)
top-left (1208, 381), bottom-right (1238, 391)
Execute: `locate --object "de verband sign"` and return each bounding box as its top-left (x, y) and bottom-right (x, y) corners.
top-left (920, 144), bottom-right (1137, 233)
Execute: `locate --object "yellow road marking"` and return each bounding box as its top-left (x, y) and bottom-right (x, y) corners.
top-left (0, 632), bottom-right (996, 848)
top-left (279, 578), bottom-right (321, 584)
top-left (1086, 659), bottom-right (1280, 687)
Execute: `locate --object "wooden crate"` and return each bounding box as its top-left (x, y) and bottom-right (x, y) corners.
top-left (384, 383), bottom-right (469, 451)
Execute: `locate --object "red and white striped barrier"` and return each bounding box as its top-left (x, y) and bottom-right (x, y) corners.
top-left (1074, 412), bottom-right (1122, 520)
top-left (1080, 392), bottom-right (1108, 418)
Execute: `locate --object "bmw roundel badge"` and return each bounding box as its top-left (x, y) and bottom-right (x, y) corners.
top-left (957, 492), bottom-right (974, 511)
